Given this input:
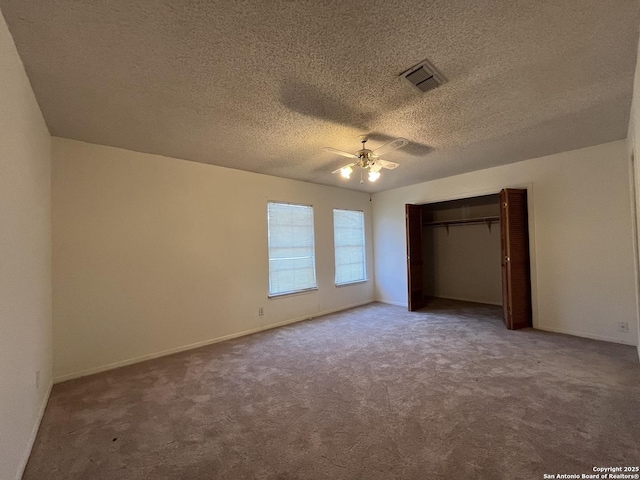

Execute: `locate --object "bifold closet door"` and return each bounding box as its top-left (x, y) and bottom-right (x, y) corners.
top-left (406, 204), bottom-right (425, 311)
top-left (499, 188), bottom-right (532, 330)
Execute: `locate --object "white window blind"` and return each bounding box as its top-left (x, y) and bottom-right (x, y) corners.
top-left (267, 202), bottom-right (317, 296)
top-left (333, 209), bottom-right (366, 285)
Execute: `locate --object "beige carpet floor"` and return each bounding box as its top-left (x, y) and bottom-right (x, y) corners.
top-left (24, 299), bottom-right (640, 479)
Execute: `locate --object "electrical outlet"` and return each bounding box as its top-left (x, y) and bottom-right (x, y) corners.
top-left (258, 307), bottom-right (264, 316)
top-left (619, 322), bottom-right (629, 333)
top-left (35, 370), bottom-right (40, 389)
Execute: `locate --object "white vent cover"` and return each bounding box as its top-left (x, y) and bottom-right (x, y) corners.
top-left (400, 59), bottom-right (446, 93)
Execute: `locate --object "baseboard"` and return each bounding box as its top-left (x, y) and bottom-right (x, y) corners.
top-left (16, 381), bottom-right (53, 480)
top-left (537, 324), bottom-right (638, 346)
top-left (429, 295), bottom-right (503, 306)
top-left (373, 301), bottom-right (636, 349)
top-left (54, 299), bottom-right (375, 383)
top-left (375, 298), bottom-right (408, 307)
top-left (375, 296), bottom-right (502, 308)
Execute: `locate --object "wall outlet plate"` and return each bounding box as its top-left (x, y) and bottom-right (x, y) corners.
top-left (619, 322), bottom-right (629, 333)
top-left (258, 307), bottom-right (264, 316)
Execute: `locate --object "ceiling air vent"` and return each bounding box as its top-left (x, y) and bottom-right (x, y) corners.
top-left (400, 58), bottom-right (446, 93)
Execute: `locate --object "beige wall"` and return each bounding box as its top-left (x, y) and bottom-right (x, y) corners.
top-left (423, 224), bottom-right (502, 305)
top-left (627, 32), bottom-right (640, 359)
top-left (0, 10), bottom-right (52, 480)
top-left (52, 138), bottom-right (374, 381)
top-left (372, 140), bottom-right (638, 346)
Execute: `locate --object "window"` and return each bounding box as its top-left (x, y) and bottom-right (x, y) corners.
top-left (267, 202), bottom-right (317, 297)
top-left (333, 209), bottom-right (366, 285)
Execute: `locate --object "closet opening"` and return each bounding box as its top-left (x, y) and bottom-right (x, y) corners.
top-left (406, 189), bottom-right (532, 330)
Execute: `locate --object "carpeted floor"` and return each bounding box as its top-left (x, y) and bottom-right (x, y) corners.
top-left (24, 299), bottom-right (640, 479)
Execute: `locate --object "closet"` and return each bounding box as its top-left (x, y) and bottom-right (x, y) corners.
top-left (406, 189), bottom-right (532, 330)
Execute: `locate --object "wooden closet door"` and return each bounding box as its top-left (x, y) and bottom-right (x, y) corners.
top-left (406, 204), bottom-right (425, 311)
top-left (500, 189), bottom-right (532, 330)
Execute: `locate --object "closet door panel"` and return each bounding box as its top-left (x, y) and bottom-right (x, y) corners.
top-left (406, 204), bottom-right (425, 311)
top-left (500, 197), bottom-right (510, 326)
top-left (500, 189), bottom-right (532, 330)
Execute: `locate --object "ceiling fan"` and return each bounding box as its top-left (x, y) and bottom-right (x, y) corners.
top-left (324, 136), bottom-right (409, 182)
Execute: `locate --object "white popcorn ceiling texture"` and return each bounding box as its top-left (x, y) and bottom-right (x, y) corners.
top-left (1, 0), bottom-right (638, 192)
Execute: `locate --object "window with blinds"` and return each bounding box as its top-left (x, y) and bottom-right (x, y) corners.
top-left (267, 202), bottom-right (317, 297)
top-left (333, 209), bottom-right (366, 285)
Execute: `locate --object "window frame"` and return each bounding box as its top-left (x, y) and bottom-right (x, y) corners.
top-left (267, 201), bottom-right (318, 298)
top-left (333, 208), bottom-right (368, 286)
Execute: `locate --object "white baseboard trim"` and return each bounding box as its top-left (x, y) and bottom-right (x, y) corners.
top-left (536, 324), bottom-right (638, 346)
top-left (375, 298), bottom-right (408, 307)
top-left (637, 344), bottom-right (640, 362)
top-left (54, 299), bottom-right (375, 383)
top-left (16, 381), bottom-right (53, 480)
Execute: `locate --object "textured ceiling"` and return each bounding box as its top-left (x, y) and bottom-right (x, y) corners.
top-left (1, 0), bottom-right (639, 192)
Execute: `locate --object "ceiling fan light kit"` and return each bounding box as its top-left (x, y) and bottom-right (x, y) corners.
top-left (325, 136), bottom-right (408, 183)
top-left (340, 166), bottom-right (353, 179)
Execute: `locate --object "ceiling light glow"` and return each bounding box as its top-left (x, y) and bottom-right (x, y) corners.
top-left (340, 166), bottom-right (353, 179)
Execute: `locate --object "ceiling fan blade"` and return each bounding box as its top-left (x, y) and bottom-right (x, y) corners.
top-left (331, 163), bottom-right (356, 174)
top-left (372, 138), bottom-right (409, 156)
top-left (323, 147), bottom-right (358, 159)
top-left (378, 159), bottom-right (400, 170)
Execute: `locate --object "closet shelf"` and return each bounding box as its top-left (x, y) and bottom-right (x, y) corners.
top-left (423, 216), bottom-right (500, 233)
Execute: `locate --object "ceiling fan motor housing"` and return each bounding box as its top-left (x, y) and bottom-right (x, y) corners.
top-left (356, 147), bottom-right (375, 168)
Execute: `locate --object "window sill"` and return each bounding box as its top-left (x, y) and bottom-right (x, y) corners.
top-left (335, 279), bottom-right (369, 287)
top-left (268, 287), bottom-right (318, 299)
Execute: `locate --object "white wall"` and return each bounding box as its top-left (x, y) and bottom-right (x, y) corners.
top-left (423, 224), bottom-right (502, 305)
top-left (52, 138), bottom-right (374, 381)
top-left (0, 10), bottom-right (52, 480)
top-left (627, 32), bottom-right (640, 359)
top-left (373, 140), bottom-right (638, 346)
